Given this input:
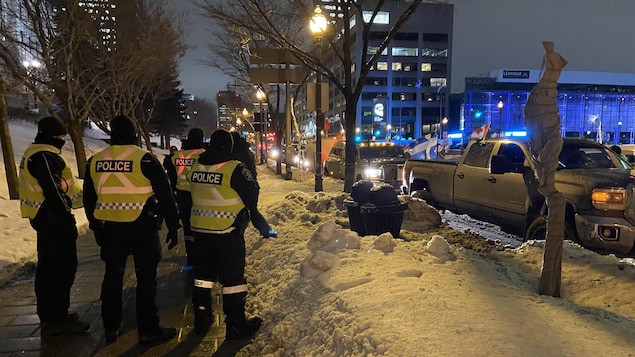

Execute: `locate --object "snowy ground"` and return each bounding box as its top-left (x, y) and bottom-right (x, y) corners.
top-left (2, 119), bottom-right (635, 356)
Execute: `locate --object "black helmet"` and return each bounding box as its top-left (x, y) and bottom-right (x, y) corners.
top-left (110, 115), bottom-right (138, 145)
top-left (209, 129), bottom-right (234, 153)
top-left (37, 116), bottom-right (67, 137)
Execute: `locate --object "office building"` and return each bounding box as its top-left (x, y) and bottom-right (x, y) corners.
top-left (216, 91), bottom-right (242, 131)
top-left (463, 70), bottom-right (635, 144)
top-left (297, 1), bottom-right (453, 143)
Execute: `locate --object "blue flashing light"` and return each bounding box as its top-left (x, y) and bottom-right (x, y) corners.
top-left (374, 130), bottom-right (381, 136)
top-left (448, 133), bottom-right (463, 139)
top-left (474, 111), bottom-right (483, 119)
top-left (354, 135), bottom-right (362, 143)
top-left (503, 131), bottom-right (527, 137)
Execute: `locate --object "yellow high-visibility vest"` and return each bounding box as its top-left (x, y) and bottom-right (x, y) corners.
top-left (19, 144), bottom-right (83, 219)
top-left (90, 145), bottom-right (153, 222)
top-left (172, 148), bottom-right (205, 191)
top-left (188, 160), bottom-right (244, 233)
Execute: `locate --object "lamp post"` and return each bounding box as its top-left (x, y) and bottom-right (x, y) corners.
top-left (256, 89), bottom-right (267, 164)
top-left (440, 117), bottom-right (448, 155)
top-left (310, 6), bottom-right (327, 192)
top-left (497, 100), bottom-right (504, 135)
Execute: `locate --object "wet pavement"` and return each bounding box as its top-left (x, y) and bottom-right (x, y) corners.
top-left (0, 229), bottom-right (249, 357)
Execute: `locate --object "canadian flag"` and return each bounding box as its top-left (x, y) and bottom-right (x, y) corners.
top-left (468, 123), bottom-right (490, 140)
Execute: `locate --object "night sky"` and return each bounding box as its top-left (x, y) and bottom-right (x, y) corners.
top-left (177, 0), bottom-right (635, 101)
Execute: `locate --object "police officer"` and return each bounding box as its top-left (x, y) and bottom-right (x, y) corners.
top-left (19, 116), bottom-right (90, 336)
top-left (83, 115), bottom-right (180, 344)
top-left (186, 129), bottom-right (275, 339)
top-left (164, 128), bottom-right (206, 269)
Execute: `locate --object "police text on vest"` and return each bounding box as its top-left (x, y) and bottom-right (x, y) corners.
top-left (175, 158), bottom-right (196, 166)
top-left (191, 171), bottom-right (223, 184)
top-left (95, 160), bottom-right (133, 172)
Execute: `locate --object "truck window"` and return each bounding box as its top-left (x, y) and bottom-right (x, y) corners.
top-left (497, 143), bottom-right (526, 170)
top-left (462, 142), bottom-right (495, 168)
top-left (559, 142), bottom-right (624, 169)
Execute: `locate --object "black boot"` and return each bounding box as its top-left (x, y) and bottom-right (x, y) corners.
top-left (192, 286), bottom-right (213, 334)
top-left (222, 292), bottom-right (261, 340)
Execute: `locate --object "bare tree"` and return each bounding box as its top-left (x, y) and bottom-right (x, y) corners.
top-left (0, 0), bottom-right (113, 178)
top-left (0, 74), bottom-right (19, 199)
top-left (89, 1), bottom-right (186, 151)
top-left (197, 0), bottom-right (435, 191)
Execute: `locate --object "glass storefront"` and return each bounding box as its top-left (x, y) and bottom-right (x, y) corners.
top-left (464, 90), bottom-right (635, 144)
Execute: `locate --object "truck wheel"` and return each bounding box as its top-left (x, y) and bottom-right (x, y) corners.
top-left (323, 167), bottom-right (329, 176)
top-left (525, 214), bottom-right (578, 242)
top-left (525, 216), bottom-right (546, 241)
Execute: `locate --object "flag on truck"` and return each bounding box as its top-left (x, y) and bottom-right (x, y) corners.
top-left (469, 123), bottom-right (490, 139)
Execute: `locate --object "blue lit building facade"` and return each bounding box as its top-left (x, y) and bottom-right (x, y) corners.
top-left (298, 1), bottom-right (454, 143)
top-left (464, 70), bottom-right (635, 144)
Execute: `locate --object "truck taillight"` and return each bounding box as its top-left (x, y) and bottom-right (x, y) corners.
top-left (591, 188), bottom-right (626, 210)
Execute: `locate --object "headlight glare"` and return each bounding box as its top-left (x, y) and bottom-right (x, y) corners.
top-left (592, 188), bottom-right (625, 210)
top-left (364, 167), bottom-right (382, 179)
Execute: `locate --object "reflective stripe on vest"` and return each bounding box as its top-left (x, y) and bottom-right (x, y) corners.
top-left (90, 145), bottom-right (153, 222)
top-left (19, 144), bottom-right (83, 219)
top-left (172, 148), bottom-right (204, 192)
top-left (189, 160), bottom-right (244, 233)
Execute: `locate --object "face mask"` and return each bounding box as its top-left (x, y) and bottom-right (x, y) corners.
top-left (51, 137), bottom-right (66, 150)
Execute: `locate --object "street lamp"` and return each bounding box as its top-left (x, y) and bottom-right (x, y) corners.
top-left (497, 100), bottom-right (504, 135)
top-left (440, 117), bottom-right (448, 155)
top-left (386, 124), bottom-right (392, 142)
top-left (256, 89), bottom-right (267, 164)
top-left (310, 6), bottom-right (327, 192)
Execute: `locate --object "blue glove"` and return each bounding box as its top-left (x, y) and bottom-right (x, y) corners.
top-left (261, 228), bottom-right (277, 238)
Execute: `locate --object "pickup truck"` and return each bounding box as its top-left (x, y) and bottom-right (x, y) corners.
top-left (324, 141), bottom-right (409, 189)
top-left (402, 138), bottom-right (635, 256)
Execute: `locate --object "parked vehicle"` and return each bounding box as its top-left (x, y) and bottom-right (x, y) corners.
top-left (324, 141), bottom-right (410, 189)
top-left (402, 137), bottom-right (635, 256)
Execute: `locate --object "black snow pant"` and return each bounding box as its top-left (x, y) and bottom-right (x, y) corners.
top-left (33, 215), bottom-right (78, 323)
top-left (191, 229), bottom-right (248, 329)
top-left (99, 221), bottom-right (162, 334)
top-left (176, 189), bottom-right (194, 266)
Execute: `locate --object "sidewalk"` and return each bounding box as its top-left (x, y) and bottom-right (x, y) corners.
top-left (0, 230), bottom-right (243, 357)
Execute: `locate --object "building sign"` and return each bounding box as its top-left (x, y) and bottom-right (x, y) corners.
top-left (372, 98), bottom-right (386, 123)
top-left (502, 70), bottom-right (530, 79)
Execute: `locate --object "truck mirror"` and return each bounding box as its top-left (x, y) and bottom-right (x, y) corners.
top-left (490, 155), bottom-right (509, 174)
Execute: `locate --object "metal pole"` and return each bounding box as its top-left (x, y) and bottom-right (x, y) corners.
top-left (437, 86), bottom-right (443, 157)
top-left (315, 41), bottom-right (323, 192)
top-left (285, 79), bottom-right (293, 180)
top-left (260, 102), bottom-right (266, 164)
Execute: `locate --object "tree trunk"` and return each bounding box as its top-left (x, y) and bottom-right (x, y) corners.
top-left (67, 119), bottom-right (88, 179)
top-left (343, 97), bottom-right (358, 193)
top-left (0, 83), bottom-right (19, 199)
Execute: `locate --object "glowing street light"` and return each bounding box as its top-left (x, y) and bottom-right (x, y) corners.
top-left (497, 100), bottom-right (504, 133)
top-left (310, 6), bottom-right (327, 192)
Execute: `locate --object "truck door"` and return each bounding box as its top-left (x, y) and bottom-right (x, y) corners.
top-left (483, 143), bottom-right (534, 230)
top-left (453, 142), bottom-right (495, 222)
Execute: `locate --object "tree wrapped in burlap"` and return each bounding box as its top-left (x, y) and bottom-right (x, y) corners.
top-left (523, 41), bottom-right (568, 297)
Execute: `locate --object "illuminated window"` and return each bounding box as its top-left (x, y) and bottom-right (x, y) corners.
top-left (367, 46), bottom-right (388, 55)
top-left (376, 62), bottom-right (388, 71)
top-left (421, 63), bottom-right (431, 71)
top-left (421, 48), bottom-right (448, 58)
top-left (362, 11), bottom-right (389, 24)
top-left (392, 62), bottom-right (402, 71)
top-left (392, 47), bottom-right (417, 56)
top-left (430, 78), bottom-right (447, 87)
